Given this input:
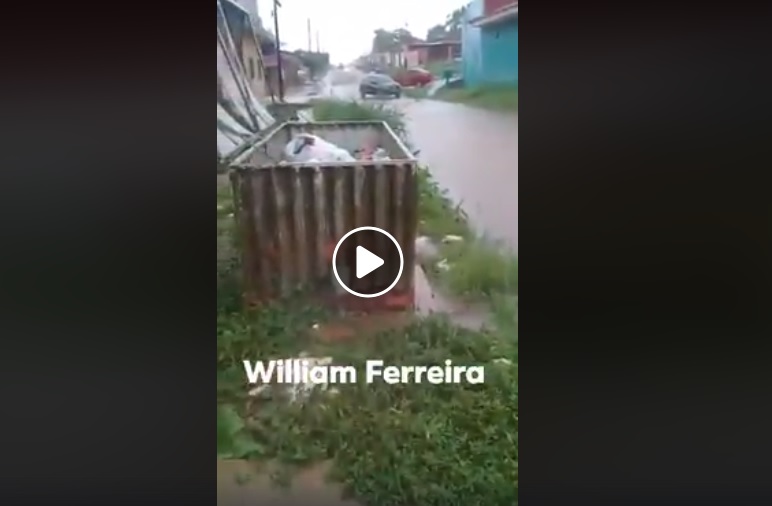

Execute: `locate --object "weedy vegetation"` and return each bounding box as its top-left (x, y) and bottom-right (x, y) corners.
top-left (311, 99), bottom-right (408, 140)
top-left (434, 85), bottom-right (519, 113)
top-left (416, 165), bottom-right (518, 303)
top-left (402, 86), bottom-right (430, 99)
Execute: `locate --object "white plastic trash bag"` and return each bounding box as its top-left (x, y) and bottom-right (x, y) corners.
top-left (284, 134), bottom-right (356, 164)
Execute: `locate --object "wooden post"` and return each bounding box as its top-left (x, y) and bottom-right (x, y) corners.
top-left (273, 0), bottom-right (285, 101)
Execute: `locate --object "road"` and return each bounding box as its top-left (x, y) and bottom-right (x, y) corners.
top-left (306, 69), bottom-right (518, 252)
top-left (404, 100), bottom-right (518, 252)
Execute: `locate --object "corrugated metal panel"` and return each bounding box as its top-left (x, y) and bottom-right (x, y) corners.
top-left (217, 0), bottom-right (276, 161)
top-left (230, 121), bottom-right (418, 310)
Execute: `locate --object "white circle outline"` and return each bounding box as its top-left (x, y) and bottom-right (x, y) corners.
top-left (331, 226), bottom-right (404, 299)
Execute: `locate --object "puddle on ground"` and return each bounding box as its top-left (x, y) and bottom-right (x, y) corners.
top-left (311, 265), bottom-right (491, 344)
top-left (218, 459), bottom-right (361, 506)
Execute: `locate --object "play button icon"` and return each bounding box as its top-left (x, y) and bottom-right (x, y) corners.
top-left (356, 246), bottom-right (384, 279)
top-left (332, 226), bottom-right (404, 298)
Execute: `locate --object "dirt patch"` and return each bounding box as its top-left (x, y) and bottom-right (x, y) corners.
top-left (308, 265), bottom-right (491, 345)
top-left (218, 459), bottom-right (361, 506)
top-left (312, 312), bottom-right (413, 343)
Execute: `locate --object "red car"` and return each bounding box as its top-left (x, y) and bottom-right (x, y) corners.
top-left (393, 68), bottom-right (434, 87)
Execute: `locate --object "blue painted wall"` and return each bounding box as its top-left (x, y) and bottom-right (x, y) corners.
top-left (480, 20), bottom-right (518, 85)
top-left (461, 0), bottom-right (518, 87)
top-left (461, 0), bottom-right (484, 86)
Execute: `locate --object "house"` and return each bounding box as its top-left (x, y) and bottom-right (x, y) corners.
top-left (461, 0), bottom-right (518, 86)
top-left (231, 0), bottom-right (261, 30)
top-left (262, 50), bottom-right (307, 92)
top-left (369, 51), bottom-right (402, 68)
top-left (217, 0), bottom-right (275, 161)
top-left (253, 26), bottom-right (308, 96)
top-left (220, 0), bottom-right (269, 98)
top-left (404, 40), bottom-right (462, 68)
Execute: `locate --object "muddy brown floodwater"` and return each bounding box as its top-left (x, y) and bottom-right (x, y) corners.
top-left (403, 100), bottom-right (518, 252)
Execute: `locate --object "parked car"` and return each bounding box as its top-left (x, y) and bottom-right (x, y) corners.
top-left (393, 68), bottom-right (434, 87)
top-left (359, 73), bottom-right (402, 98)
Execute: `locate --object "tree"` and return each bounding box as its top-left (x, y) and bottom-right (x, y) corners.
top-left (294, 50), bottom-right (330, 79)
top-left (445, 7), bottom-right (466, 40)
top-left (371, 28), bottom-right (417, 53)
top-left (424, 7), bottom-right (467, 42)
top-left (394, 28), bottom-right (415, 44)
top-left (372, 29), bottom-right (399, 53)
top-left (426, 24), bottom-right (447, 42)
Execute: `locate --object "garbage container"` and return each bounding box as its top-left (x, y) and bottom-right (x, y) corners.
top-left (228, 120), bottom-right (418, 312)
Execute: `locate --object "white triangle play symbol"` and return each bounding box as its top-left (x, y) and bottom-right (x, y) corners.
top-left (356, 246), bottom-right (384, 279)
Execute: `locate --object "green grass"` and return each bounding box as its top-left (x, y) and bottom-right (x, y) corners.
top-left (416, 166), bottom-right (518, 303)
top-left (311, 99), bottom-right (408, 139)
top-left (434, 85), bottom-right (518, 112)
top-left (425, 60), bottom-right (461, 78)
top-left (216, 102), bottom-right (518, 505)
top-left (402, 87), bottom-right (430, 99)
top-left (216, 298), bottom-right (517, 505)
top-left (440, 240), bottom-right (518, 300)
top-left (417, 166), bottom-right (470, 240)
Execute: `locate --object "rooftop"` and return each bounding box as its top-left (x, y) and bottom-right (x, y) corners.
top-left (262, 51), bottom-right (305, 69)
top-left (471, 0), bottom-right (518, 26)
top-left (407, 40), bottom-right (462, 49)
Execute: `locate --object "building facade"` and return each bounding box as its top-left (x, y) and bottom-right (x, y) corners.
top-left (404, 41), bottom-right (461, 68)
top-left (262, 51), bottom-right (307, 93)
top-left (221, 0), bottom-right (268, 98)
top-left (461, 0), bottom-right (518, 87)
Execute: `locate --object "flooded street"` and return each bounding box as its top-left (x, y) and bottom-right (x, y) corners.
top-left (316, 70), bottom-right (518, 251)
top-left (404, 100), bottom-right (518, 252)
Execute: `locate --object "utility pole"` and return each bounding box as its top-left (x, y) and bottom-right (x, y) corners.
top-left (307, 18), bottom-right (312, 52)
top-left (272, 0), bottom-right (285, 101)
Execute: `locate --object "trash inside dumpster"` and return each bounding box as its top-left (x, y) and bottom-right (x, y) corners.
top-left (230, 121), bottom-right (418, 312)
top-left (283, 133), bottom-right (358, 164)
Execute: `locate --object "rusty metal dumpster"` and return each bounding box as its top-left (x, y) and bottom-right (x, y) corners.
top-left (229, 120), bottom-right (418, 312)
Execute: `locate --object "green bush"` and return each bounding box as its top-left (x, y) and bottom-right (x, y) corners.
top-left (442, 240), bottom-right (518, 298)
top-left (311, 99), bottom-right (408, 139)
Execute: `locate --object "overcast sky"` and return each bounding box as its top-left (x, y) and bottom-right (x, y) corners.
top-left (252, 0), bottom-right (468, 64)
